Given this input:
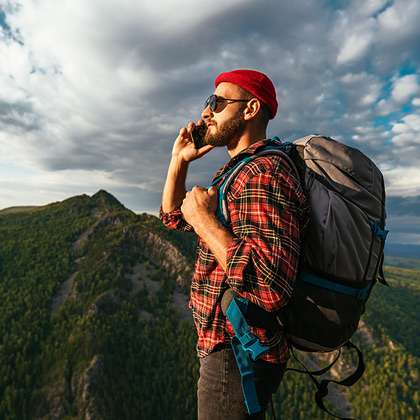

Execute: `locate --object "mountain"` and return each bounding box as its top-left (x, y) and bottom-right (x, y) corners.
top-left (384, 242), bottom-right (420, 259)
top-left (0, 191), bottom-right (196, 419)
top-left (0, 191), bottom-right (419, 419)
top-left (0, 206), bottom-right (41, 215)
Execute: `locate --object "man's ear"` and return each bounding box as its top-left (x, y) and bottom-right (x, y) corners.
top-left (243, 98), bottom-right (261, 121)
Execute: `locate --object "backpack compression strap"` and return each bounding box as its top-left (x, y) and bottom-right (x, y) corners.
top-left (287, 341), bottom-right (365, 420)
top-left (221, 289), bottom-right (269, 415)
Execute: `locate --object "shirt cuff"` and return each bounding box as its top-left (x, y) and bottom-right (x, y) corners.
top-left (159, 204), bottom-right (182, 224)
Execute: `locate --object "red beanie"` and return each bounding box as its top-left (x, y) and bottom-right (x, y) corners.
top-left (214, 69), bottom-right (278, 119)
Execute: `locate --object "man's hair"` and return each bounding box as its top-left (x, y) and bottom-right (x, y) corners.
top-left (258, 102), bottom-right (271, 129)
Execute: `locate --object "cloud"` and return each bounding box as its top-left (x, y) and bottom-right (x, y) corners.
top-left (331, 0), bottom-right (420, 73)
top-left (389, 115), bottom-right (420, 165)
top-left (351, 0), bottom-right (390, 18)
top-left (376, 98), bottom-right (399, 116)
top-left (337, 27), bottom-right (375, 65)
top-left (0, 0), bottom-right (336, 184)
top-left (341, 72), bottom-right (382, 107)
top-left (385, 182), bottom-right (420, 246)
top-left (383, 166), bottom-right (420, 196)
top-left (371, 193), bottom-right (420, 245)
top-left (377, 0), bottom-right (420, 42)
top-left (375, 74), bottom-right (419, 117)
top-left (0, 0), bottom-right (419, 247)
top-left (391, 74), bottom-right (419, 104)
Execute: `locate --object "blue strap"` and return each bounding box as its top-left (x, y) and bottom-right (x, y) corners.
top-left (230, 337), bottom-right (262, 415)
top-left (209, 157), bottom-right (254, 227)
top-left (209, 139), bottom-right (288, 227)
top-left (300, 271), bottom-right (372, 301)
top-left (226, 297), bottom-right (269, 415)
top-left (369, 221), bottom-right (389, 241)
top-left (226, 297), bottom-right (269, 360)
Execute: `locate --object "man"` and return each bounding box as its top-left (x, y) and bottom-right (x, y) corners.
top-left (159, 69), bottom-right (309, 419)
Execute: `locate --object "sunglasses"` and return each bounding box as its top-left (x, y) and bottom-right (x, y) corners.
top-left (204, 94), bottom-right (251, 113)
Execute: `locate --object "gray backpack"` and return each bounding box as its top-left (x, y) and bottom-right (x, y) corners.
top-left (276, 134), bottom-right (388, 352)
top-left (218, 135), bottom-right (388, 419)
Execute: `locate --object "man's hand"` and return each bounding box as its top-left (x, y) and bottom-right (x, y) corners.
top-left (182, 185), bottom-right (234, 271)
top-left (181, 185), bottom-right (218, 229)
top-left (172, 120), bottom-right (214, 163)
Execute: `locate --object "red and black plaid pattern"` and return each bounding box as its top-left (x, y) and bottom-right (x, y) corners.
top-left (160, 139), bottom-right (309, 364)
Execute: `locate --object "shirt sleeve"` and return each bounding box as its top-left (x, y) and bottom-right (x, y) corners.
top-left (225, 170), bottom-right (303, 312)
top-left (159, 205), bottom-right (195, 232)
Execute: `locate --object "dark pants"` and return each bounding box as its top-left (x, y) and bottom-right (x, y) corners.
top-left (197, 347), bottom-right (286, 420)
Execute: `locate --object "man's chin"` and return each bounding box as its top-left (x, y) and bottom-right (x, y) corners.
top-left (204, 136), bottom-right (229, 147)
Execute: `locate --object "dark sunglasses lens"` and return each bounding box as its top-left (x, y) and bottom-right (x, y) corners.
top-left (209, 95), bottom-right (217, 111)
top-left (204, 96), bottom-right (210, 109)
top-left (204, 95), bottom-right (217, 111)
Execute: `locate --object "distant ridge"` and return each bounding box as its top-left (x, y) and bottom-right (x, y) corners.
top-left (0, 205), bottom-right (42, 215)
top-left (0, 190), bottom-right (130, 215)
top-left (385, 242), bottom-right (420, 258)
top-left (2, 192), bottom-right (418, 260)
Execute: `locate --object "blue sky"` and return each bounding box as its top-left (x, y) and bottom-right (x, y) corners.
top-left (0, 0), bottom-right (419, 245)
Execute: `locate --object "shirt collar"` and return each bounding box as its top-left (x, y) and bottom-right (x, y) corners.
top-left (232, 137), bottom-right (273, 159)
top-left (213, 138), bottom-right (279, 180)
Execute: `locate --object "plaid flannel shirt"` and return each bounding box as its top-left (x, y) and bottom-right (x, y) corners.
top-left (159, 138), bottom-right (309, 364)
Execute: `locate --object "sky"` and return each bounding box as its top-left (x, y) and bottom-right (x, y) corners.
top-left (0, 0), bottom-right (419, 245)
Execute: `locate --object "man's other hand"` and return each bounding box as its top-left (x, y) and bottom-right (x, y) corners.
top-left (181, 186), bottom-right (218, 228)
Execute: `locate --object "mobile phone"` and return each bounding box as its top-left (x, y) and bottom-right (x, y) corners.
top-left (191, 124), bottom-right (207, 149)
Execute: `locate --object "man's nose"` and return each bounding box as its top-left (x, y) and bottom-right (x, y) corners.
top-left (201, 105), bottom-right (213, 121)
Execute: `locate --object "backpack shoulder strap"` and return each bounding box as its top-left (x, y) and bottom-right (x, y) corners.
top-left (221, 288), bottom-right (269, 415)
top-left (212, 139), bottom-right (298, 226)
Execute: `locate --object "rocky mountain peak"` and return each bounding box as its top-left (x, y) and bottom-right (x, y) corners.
top-left (90, 190), bottom-right (127, 212)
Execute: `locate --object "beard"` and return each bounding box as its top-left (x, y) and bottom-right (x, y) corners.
top-left (204, 111), bottom-right (246, 148)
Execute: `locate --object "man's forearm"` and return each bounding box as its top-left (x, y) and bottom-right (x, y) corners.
top-left (194, 215), bottom-right (235, 272)
top-left (161, 156), bottom-right (190, 213)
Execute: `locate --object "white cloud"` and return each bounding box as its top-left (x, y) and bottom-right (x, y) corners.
top-left (391, 74), bottom-right (419, 104)
top-left (391, 115), bottom-right (420, 134)
top-left (390, 111), bottom-right (420, 159)
top-left (375, 75), bottom-right (419, 116)
top-left (377, 0), bottom-right (420, 42)
top-left (411, 97), bottom-right (420, 106)
top-left (337, 28), bottom-right (374, 65)
top-left (384, 166), bottom-right (420, 196)
top-left (332, 0), bottom-right (420, 74)
top-left (340, 72), bottom-right (382, 112)
top-left (360, 89), bottom-right (380, 106)
top-left (376, 98), bottom-right (398, 116)
top-left (353, 0), bottom-right (390, 18)
top-left (402, 114), bottom-right (420, 131)
top-left (0, 0), bottom-right (419, 233)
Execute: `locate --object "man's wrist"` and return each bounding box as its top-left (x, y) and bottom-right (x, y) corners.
top-left (192, 213), bottom-right (234, 272)
top-left (193, 214), bottom-right (220, 236)
top-left (171, 154), bottom-right (189, 167)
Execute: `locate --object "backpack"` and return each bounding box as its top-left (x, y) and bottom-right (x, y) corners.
top-left (217, 135), bottom-right (389, 419)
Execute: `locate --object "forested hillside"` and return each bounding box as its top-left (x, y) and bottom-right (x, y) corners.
top-left (0, 191), bottom-right (418, 419)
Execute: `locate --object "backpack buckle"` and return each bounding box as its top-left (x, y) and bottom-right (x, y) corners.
top-left (241, 332), bottom-right (258, 348)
